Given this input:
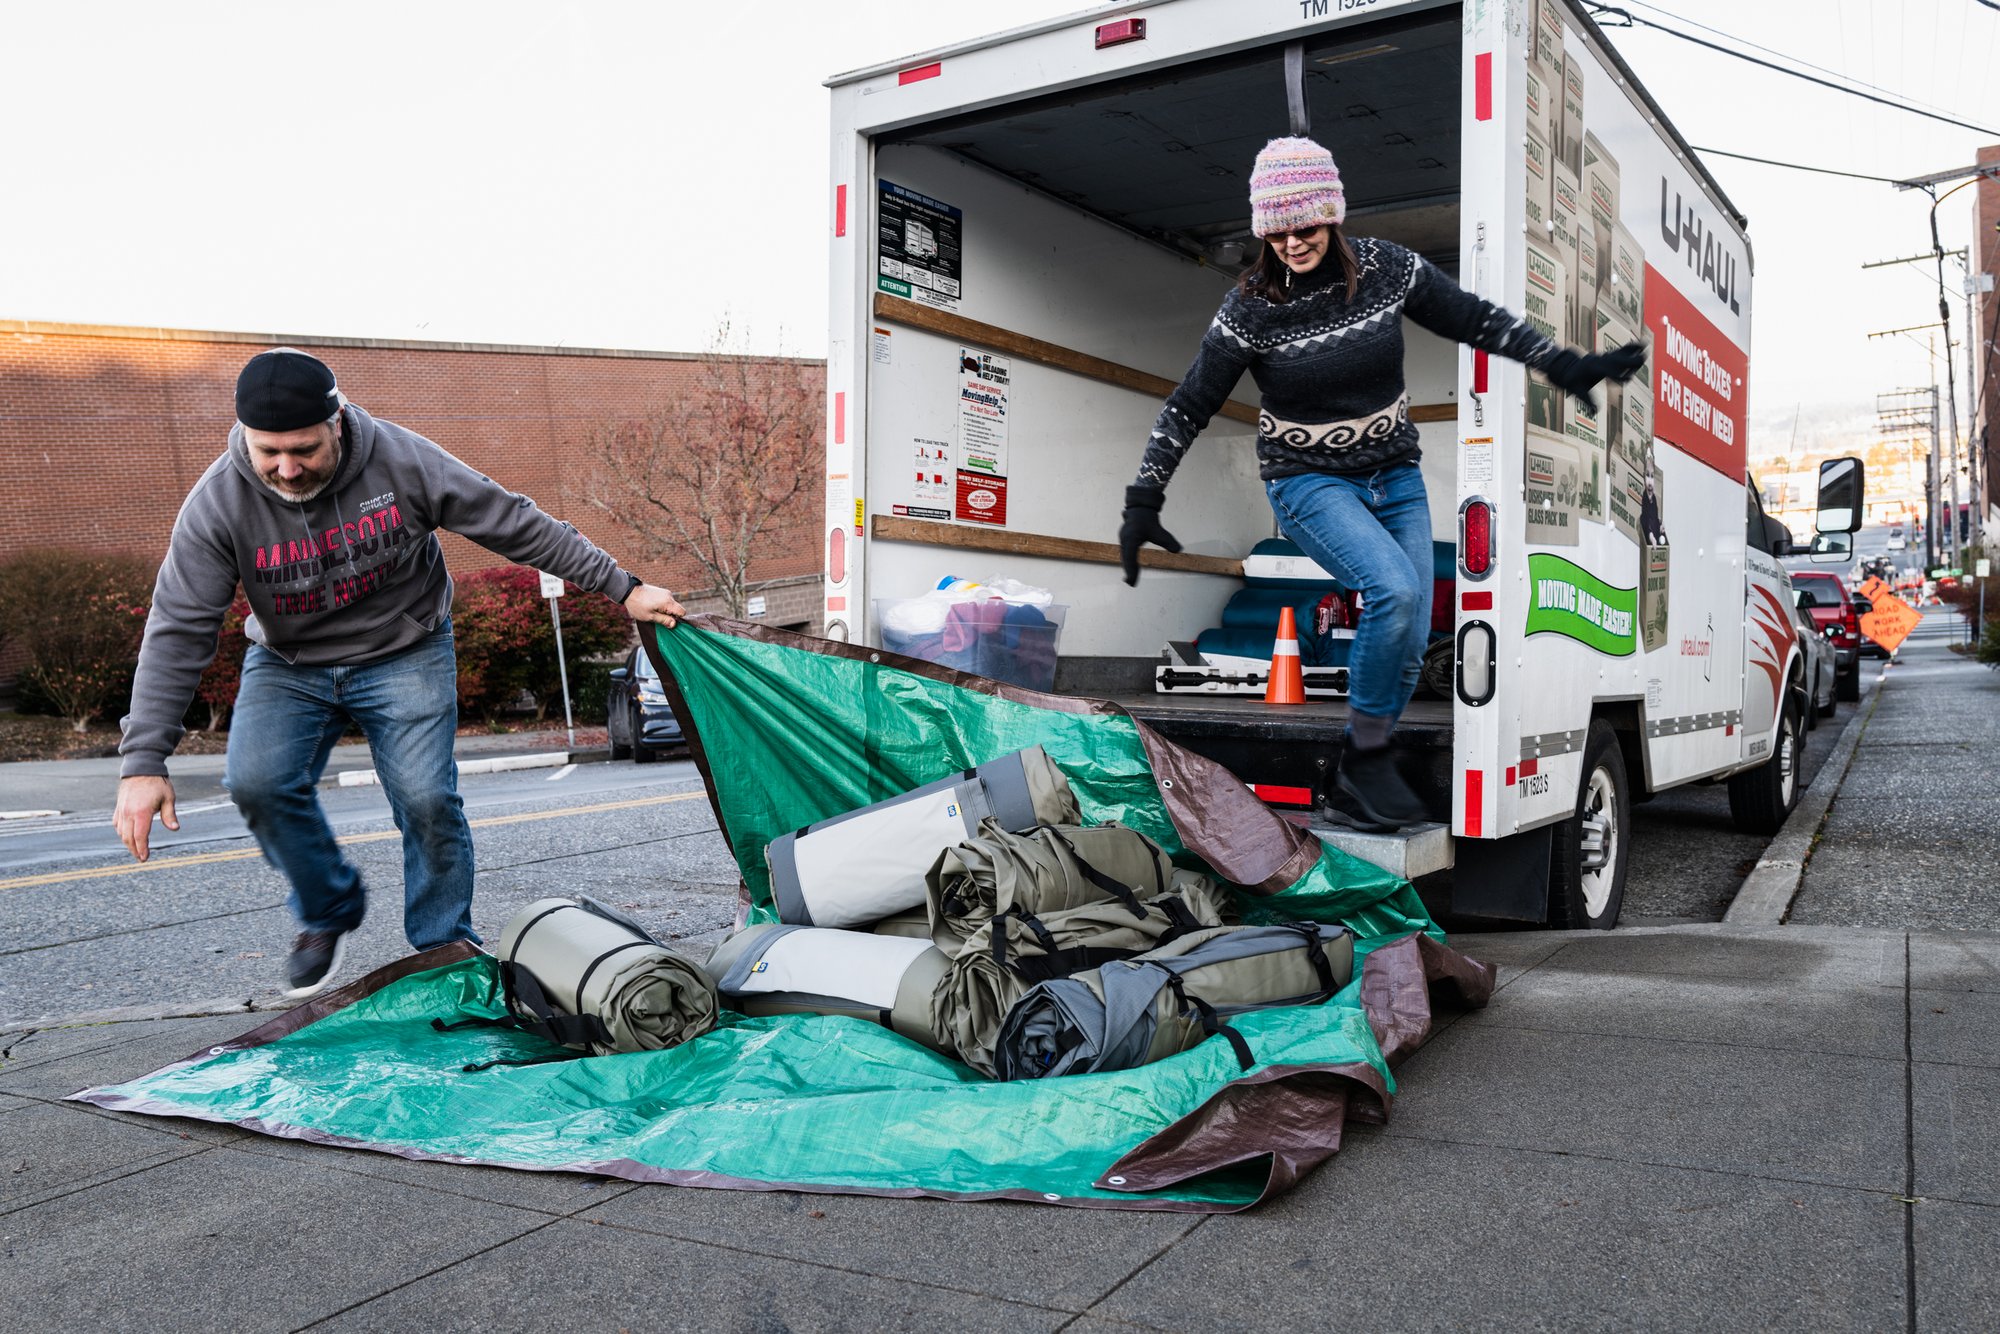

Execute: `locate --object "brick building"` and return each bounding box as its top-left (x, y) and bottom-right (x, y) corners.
top-left (0, 321), bottom-right (826, 687)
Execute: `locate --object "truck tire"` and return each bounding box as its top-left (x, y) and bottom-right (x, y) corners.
top-left (1835, 664), bottom-right (1860, 702)
top-left (1727, 698), bottom-right (1802, 835)
top-left (1547, 720), bottom-right (1630, 930)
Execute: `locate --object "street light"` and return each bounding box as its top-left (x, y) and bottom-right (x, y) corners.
top-left (1889, 161), bottom-right (2000, 561)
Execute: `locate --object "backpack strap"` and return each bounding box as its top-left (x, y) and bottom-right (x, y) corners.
top-left (1166, 972), bottom-right (1255, 1072)
top-left (1037, 826), bottom-right (1152, 918)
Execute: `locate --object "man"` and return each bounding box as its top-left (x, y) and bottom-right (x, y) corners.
top-left (114, 348), bottom-right (685, 997)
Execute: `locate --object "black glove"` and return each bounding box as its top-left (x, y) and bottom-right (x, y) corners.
top-left (1119, 484), bottom-right (1181, 586)
top-left (1543, 341), bottom-right (1647, 413)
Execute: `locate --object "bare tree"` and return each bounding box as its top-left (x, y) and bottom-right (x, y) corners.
top-left (576, 321), bottom-right (821, 616)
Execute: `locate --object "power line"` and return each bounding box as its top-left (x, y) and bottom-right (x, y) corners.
top-left (1619, 0), bottom-right (1982, 122)
top-left (1586, 5), bottom-right (2000, 137)
top-left (1685, 146), bottom-right (1903, 184)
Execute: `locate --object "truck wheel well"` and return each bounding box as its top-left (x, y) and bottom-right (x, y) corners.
top-left (1594, 700), bottom-right (1650, 798)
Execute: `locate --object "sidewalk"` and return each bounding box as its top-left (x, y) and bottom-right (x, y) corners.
top-left (5, 638), bottom-right (1997, 1330)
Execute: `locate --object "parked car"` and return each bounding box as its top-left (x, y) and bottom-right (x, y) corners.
top-left (1790, 586), bottom-right (1836, 728)
top-left (1787, 570), bottom-right (1863, 701)
top-left (605, 644), bottom-right (683, 763)
top-left (1886, 526), bottom-right (1906, 551)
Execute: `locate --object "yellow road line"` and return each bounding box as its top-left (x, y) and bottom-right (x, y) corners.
top-left (0, 790), bottom-right (709, 892)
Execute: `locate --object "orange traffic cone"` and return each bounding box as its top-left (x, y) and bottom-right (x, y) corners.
top-left (1264, 605), bottom-right (1306, 705)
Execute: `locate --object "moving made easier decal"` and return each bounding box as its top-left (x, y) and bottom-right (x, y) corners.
top-left (1526, 552), bottom-right (1638, 656)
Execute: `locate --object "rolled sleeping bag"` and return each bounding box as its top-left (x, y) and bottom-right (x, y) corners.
top-left (992, 922), bottom-right (1354, 1081)
top-left (926, 820), bottom-right (1178, 954)
top-left (493, 896), bottom-right (719, 1054)
top-left (868, 906), bottom-right (934, 940)
top-left (765, 744), bottom-right (1079, 929)
top-left (931, 875), bottom-right (1232, 1079)
top-left (703, 923), bottom-right (952, 1056)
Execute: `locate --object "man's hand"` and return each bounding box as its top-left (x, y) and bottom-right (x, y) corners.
top-left (623, 583), bottom-right (686, 628)
top-left (114, 775), bottom-right (179, 862)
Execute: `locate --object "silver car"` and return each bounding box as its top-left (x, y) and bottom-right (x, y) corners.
top-left (1790, 583), bottom-right (1837, 729)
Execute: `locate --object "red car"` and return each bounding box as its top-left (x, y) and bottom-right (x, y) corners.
top-left (1787, 570), bottom-right (1862, 701)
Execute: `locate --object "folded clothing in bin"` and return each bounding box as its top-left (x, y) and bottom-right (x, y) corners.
top-left (881, 597), bottom-right (1065, 691)
top-left (766, 744), bottom-right (1079, 929)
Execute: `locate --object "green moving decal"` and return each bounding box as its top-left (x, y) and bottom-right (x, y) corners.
top-left (1526, 553), bottom-right (1637, 656)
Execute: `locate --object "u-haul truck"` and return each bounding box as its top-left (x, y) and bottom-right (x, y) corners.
top-left (820, 0), bottom-right (1858, 927)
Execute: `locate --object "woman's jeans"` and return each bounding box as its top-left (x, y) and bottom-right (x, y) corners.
top-left (1266, 461), bottom-right (1434, 728)
top-left (224, 623), bottom-right (476, 950)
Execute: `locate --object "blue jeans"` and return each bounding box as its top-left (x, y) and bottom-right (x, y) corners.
top-left (1266, 461), bottom-right (1434, 726)
top-left (225, 623), bottom-right (476, 950)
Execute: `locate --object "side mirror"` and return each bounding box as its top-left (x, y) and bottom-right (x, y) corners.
top-left (1809, 531), bottom-right (1854, 563)
top-left (1851, 597), bottom-right (1872, 617)
top-left (1815, 456), bottom-right (1865, 534)
top-left (1793, 588), bottom-right (1818, 609)
top-left (608, 667), bottom-right (629, 683)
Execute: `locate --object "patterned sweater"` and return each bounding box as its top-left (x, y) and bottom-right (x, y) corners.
top-left (1135, 237), bottom-right (1561, 487)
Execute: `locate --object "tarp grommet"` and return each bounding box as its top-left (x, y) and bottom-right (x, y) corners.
top-left (1160, 779), bottom-right (1174, 789)
top-left (1042, 1192), bottom-right (1061, 1202)
top-left (1107, 1175), bottom-right (1127, 1186)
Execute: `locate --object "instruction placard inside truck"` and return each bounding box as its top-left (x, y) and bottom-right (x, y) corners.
top-left (877, 181), bottom-right (963, 309)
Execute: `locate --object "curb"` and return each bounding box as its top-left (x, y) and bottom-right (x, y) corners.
top-left (334, 749), bottom-right (609, 787)
top-left (1721, 667), bottom-right (1886, 927)
top-left (0, 994), bottom-right (297, 1037)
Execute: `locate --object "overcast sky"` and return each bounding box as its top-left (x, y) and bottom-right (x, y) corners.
top-left (4, 0), bottom-right (1994, 455)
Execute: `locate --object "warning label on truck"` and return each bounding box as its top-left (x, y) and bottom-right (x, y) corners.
top-left (878, 181), bottom-right (963, 308)
top-left (1526, 553), bottom-right (1637, 657)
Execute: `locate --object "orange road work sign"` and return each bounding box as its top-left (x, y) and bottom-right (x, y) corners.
top-left (1858, 585), bottom-right (1924, 654)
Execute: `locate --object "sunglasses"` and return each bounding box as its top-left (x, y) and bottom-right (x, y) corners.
top-left (1266, 226), bottom-right (1329, 243)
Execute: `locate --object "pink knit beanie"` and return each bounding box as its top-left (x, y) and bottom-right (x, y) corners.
top-left (1248, 136), bottom-right (1346, 237)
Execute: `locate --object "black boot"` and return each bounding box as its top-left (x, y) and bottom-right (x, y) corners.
top-left (1333, 745), bottom-right (1430, 831)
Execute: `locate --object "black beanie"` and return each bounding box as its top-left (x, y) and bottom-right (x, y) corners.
top-left (236, 348), bottom-right (340, 431)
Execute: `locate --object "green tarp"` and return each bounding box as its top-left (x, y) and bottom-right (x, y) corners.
top-left (75, 618), bottom-right (1491, 1210)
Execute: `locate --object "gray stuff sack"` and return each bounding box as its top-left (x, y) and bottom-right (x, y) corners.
top-left (703, 922), bottom-right (953, 1056)
top-left (437, 896), bottom-right (718, 1071)
top-left (765, 744), bottom-right (1079, 930)
top-left (926, 820), bottom-right (1181, 955)
top-left (991, 922), bottom-right (1355, 1081)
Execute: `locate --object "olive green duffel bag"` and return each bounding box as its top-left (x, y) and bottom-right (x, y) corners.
top-left (926, 819), bottom-right (1186, 954)
top-left (991, 922), bottom-right (1354, 1081)
top-left (435, 896), bottom-right (718, 1070)
top-left (930, 875), bottom-right (1232, 1078)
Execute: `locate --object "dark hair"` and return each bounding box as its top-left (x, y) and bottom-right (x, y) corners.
top-left (1237, 224), bottom-right (1360, 303)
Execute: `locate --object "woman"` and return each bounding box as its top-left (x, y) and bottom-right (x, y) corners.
top-left (1119, 136), bottom-right (1643, 830)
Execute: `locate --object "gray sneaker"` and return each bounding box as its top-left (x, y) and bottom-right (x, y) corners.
top-left (284, 929), bottom-right (349, 999)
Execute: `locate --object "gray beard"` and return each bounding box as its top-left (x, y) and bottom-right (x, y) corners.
top-left (259, 440), bottom-right (342, 503)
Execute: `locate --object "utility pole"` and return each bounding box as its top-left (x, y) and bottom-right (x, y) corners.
top-left (1890, 161), bottom-right (2000, 561)
top-left (1877, 388), bottom-right (1942, 567)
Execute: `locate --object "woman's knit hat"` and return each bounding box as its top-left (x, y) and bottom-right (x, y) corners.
top-left (1248, 136), bottom-right (1345, 237)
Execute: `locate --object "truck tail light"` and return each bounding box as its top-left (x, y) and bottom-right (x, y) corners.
top-left (1456, 621), bottom-right (1495, 706)
top-left (1459, 498), bottom-right (1494, 579)
top-left (1095, 18), bottom-right (1146, 48)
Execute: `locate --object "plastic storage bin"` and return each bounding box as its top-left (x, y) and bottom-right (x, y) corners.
top-left (876, 600), bottom-right (1067, 692)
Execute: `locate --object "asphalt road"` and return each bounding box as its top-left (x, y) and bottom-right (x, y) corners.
top-left (0, 757), bottom-right (740, 1026)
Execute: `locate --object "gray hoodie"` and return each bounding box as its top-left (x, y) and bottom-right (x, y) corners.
top-left (119, 403), bottom-right (634, 778)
